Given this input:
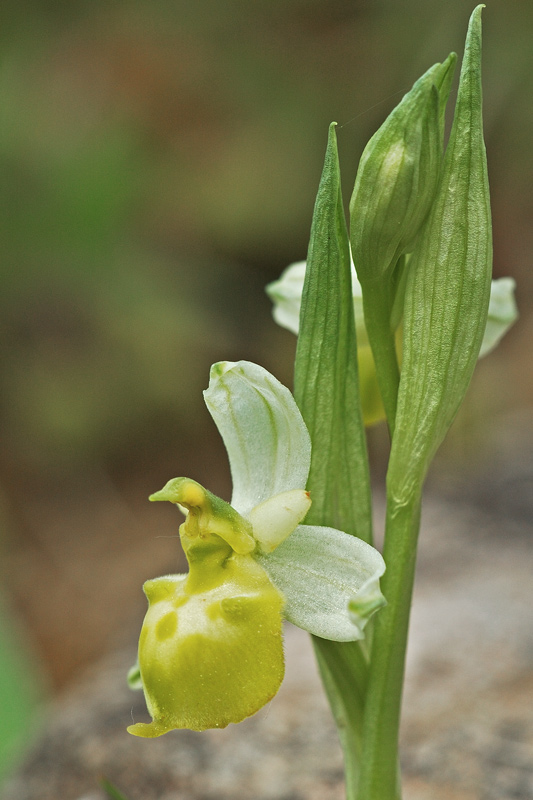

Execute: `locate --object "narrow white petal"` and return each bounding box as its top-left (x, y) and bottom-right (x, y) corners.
top-left (204, 361), bottom-right (311, 516)
top-left (248, 489), bottom-right (312, 553)
top-left (258, 525), bottom-right (386, 641)
top-left (479, 277), bottom-right (518, 358)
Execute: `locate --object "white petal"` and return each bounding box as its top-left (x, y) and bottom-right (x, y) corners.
top-left (204, 361), bottom-right (311, 516)
top-left (248, 489), bottom-right (312, 553)
top-left (266, 259), bottom-right (366, 342)
top-left (479, 277), bottom-right (518, 358)
top-left (266, 261), bottom-right (306, 335)
top-left (257, 525), bottom-right (386, 641)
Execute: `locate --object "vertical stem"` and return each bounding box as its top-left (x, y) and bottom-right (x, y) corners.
top-left (356, 491), bottom-right (422, 800)
top-left (361, 281), bottom-right (400, 436)
top-left (312, 637), bottom-right (370, 799)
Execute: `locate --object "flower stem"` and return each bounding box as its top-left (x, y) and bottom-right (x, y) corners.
top-left (356, 490), bottom-right (422, 800)
top-left (312, 637), bottom-right (370, 799)
top-left (361, 280), bottom-right (400, 436)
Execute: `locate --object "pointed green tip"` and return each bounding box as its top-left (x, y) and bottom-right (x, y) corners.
top-left (327, 121), bottom-right (338, 144)
top-left (127, 721), bottom-right (169, 738)
top-left (471, 4), bottom-right (485, 24)
top-left (149, 477), bottom-right (210, 513)
top-left (148, 490), bottom-right (167, 502)
top-left (210, 360), bottom-right (234, 379)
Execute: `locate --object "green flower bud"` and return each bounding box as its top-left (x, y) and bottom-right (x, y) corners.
top-left (348, 55), bottom-right (457, 428)
top-left (350, 54), bottom-right (456, 281)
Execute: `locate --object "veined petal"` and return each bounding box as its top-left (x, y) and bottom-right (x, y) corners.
top-left (479, 277), bottom-right (518, 358)
top-left (204, 361), bottom-right (311, 516)
top-left (257, 524), bottom-right (386, 641)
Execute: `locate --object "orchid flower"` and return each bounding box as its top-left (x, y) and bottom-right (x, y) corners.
top-left (267, 261), bottom-right (517, 424)
top-left (128, 360), bottom-right (385, 738)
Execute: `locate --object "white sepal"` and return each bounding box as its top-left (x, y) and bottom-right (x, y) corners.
top-left (257, 524), bottom-right (386, 641)
top-left (479, 277), bottom-right (518, 358)
top-left (248, 489), bottom-right (312, 553)
top-left (204, 360), bottom-right (311, 516)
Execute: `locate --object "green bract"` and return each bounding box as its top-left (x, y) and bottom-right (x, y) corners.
top-left (389, 5), bottom-right (494, 497)
top-left (128, 361), bottom-right (385, 737)
top-left (267, 261), bottom-right (517, 426)
top-left (293, 124), bottom-right (373, 546)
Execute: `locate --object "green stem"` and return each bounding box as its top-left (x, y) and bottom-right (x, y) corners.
top-left (362, 281), bottom-right (400, 435)
top-left (313, 637), bottom-right (370, 799)
top-left (356, 490), bottom-right (422, 800)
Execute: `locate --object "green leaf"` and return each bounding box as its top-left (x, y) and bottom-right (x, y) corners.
top-left (294, 122), bottom-right (372, 543)
top-left (293, 122), bottom-right (374, 798)
top-left (258, 523), bottom-right (385, 641)
top-left (388, 4), bottom-right (492, 500)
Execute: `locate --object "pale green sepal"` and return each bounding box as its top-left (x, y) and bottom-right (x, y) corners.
top-left (257, 525), bottom-right (386, 641)
top-left (127, 663), bottom-right (143, 691)
top-left (479, 277), bottom-right (518, 358)
top-left (248, 489), bottom-right (311, 553)
top-left (204, 360), bottom-right (311, 517)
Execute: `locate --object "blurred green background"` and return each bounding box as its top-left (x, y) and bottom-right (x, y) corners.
top-left (0, 0), bottom-right (532, 782)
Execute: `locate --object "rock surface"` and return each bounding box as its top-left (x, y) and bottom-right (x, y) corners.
top-left (2, 491), bottom-right (532, 800)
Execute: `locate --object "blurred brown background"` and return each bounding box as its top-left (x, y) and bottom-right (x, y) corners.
top-left (0, 0), bottom-right (531, 782)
